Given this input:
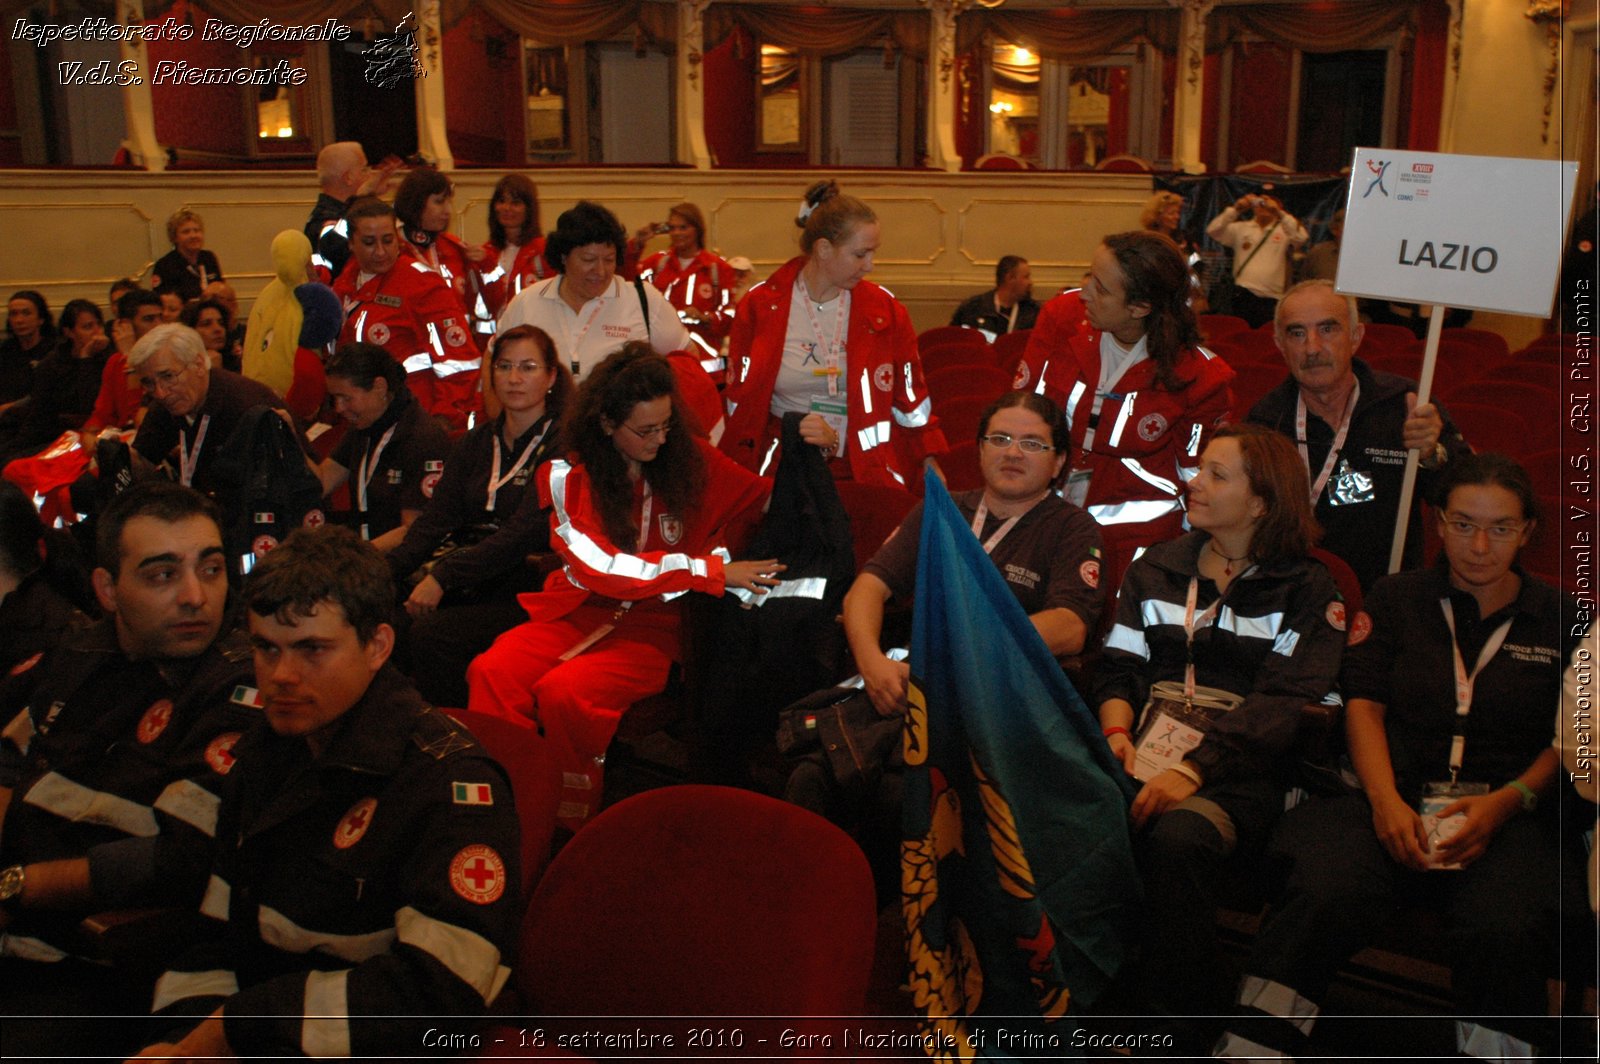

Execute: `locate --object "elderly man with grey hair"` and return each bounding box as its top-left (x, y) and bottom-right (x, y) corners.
top-left (1244, 279), bottom-right (1469, 591)
top-left (129, 322), bottom-right (284, 496)
top-left (306, 141), bottom-right (401, 282)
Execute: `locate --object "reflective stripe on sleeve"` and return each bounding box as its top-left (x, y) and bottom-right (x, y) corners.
top-left (1120, 457), bottom-right (1181, 497)
top-left (548, 461), bottom-right (707, 588)
top-left (893, 396), bottom-right (932, 428)
top-left (22, 771), bottom-right (158, 837)
top-left (1086, 497), bottom-right (1182, 525)
top-left (726, 576), bottom-right (828, 607)
top-left (1237, 975), bottom-right (1319, 1035)
top-left (395, 904), bottom-right (511, 1005)
top-left (200, 874), bottom-right (230, 920)
top-left (432, 357), bottom-right (480, 378)
top-left (301, 969), bottom-right (352, 1057)
top-left (258, 904), bottom-right (397, 962)
top-left (153, 778), bottom-right (221, 837)
top-left (402, 352), bottom-right (433, 374)
top-left (152, 968), bottom-right (239, 1012)
top-left (1103, 623), bottom-right (1150, 660)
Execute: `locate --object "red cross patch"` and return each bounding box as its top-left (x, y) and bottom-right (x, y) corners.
top-left (421, 472), bottom-right (441, 499)
top-left (872, 364), bottom-right (893, 392)
top-left (1137, 412), bottom-right (1169, 442)
top-left (303, 509), bottom-right (325, 529)
top-left (450, 844), bottom-right (507, 905)
top-left (697, 283), bottom-right (713, 299)
top-left (367, 322), bottom-right (391, 346)
top-left (205, 732), bottom-right (241, 775)
top-left (137, 699), bottom-right (174, 744)
top-left (252, 534), bottom-right (278, 559)
top-left (658, 513), bottom-right (683, 545)
top-left (1347, 609), bottom-right (1373, 647)
top-left (333, 796), bottom-right (378, 850)
top-left (445, 325), bottom-right (469, 348)
top-left (1325, 601), bottom-right (1346, 632)
top-left (1012, 362), bottom-right (1030, 389)
top-left (1079, 559), bottom-right (1100, 590)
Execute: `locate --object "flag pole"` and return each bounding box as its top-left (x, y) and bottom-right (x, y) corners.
top-left (1386, 305), bottom-right (1448, 574)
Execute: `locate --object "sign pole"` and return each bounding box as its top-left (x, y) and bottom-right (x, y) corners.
top-left (1386, 305), bottom-right (1448, 575)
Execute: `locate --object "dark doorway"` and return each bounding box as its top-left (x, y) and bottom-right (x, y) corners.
top-left (1296, 50), bottom-right (1385, 173)
top-left (327, 38), bottom-right (418, 163)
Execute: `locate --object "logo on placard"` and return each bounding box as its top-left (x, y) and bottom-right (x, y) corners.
top-left (1362, 159), bottom-right (1391, 198)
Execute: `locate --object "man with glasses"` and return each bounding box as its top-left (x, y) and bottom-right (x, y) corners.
top-left (128, 324), bottom-right (285, 497)
top-left (1247, 280), bottom-right (1469, 591)
top-left (843, 391), bottom-right (1105, 719)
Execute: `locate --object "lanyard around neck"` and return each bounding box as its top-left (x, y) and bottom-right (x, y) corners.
top-left (796, 277), bottom-right (849, 398)
top-left (178, 415), bottom-right (210, 487)
top-left (486, 419), bottom-right (549, 513)
top-left (969, 499), bottom-right (1022, 555)
top-left (1295, 380), bottom-right (1360, 505)
top-left (1438, 598), bottom-right (1515, 782)
top-left (355, 423), bottom-right (398, 536)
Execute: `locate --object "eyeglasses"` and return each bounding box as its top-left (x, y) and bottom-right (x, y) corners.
top-left (979, 433), bottom-right (1054, 454)
top-left (492, 360), bottom-right (546, 376)
top-left (136, 367), bottom-right (187, 392)
top-left (1441, 516), bottom-right (1527, 542)
top-left (621, 420), bottom-right (672, 441)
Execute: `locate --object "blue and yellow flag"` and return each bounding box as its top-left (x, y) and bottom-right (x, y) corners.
top-left (902, 470), bottom-right (1139, 1059)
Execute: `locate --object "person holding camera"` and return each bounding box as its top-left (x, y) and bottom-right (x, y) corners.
top-left (1206, 192), bottom-right (1307, 327)
top-left (637, 203), bottom-right (737, 372)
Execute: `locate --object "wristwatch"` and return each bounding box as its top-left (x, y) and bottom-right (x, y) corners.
top-left (0, 864), bottom-right (25, 910)
top-left (1419, 442), bottom-right (1448, 470)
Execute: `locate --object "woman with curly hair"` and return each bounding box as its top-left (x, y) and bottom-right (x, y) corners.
top-left (467, 343), bottom-right (776, 829)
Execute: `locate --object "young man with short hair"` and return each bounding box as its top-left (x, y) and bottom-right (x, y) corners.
top-left (0, 482), bottom-right (254, 1054)
top-left (145, 526), bottom-right (519, 1059)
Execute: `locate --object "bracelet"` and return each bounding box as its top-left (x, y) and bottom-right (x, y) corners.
top-left (1102, 726), bottom-right (1131, 740)
top-left (1506, 779), bottom-right (1538, 812)
top-left (1169, 762), bottom-right (1204, 788)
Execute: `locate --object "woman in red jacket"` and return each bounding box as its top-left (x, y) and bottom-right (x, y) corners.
top-left (467, 344), bottom-right (778, 828)
top-left (637, 201), bottom-right (735, 369)
top-left (1027, 229), bottom-right (1234, 598)
top-left (721, 180), bottom-right (946, 490)
top-left (394, 166), bottom-right (486, 336)
top-left (476, 173), bottom-right (551, 325)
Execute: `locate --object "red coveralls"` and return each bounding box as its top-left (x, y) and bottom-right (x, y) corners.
top-left (333, 254), bottom-right (481, 431)
top-left (477, 238), bottom-right (552, 323)
top-left (721, 256), bottom-right (947, 490)
top-left (637, 248), bottom-right (736, 372)
top-left (405, 232), bottom-right (494, 341)
top-left (1012, 287), bottom-right (1088, 393)
top-left (1022, 326), bottom-right (1234, 598)
top-left (466, 442), bottom-right (768, 829)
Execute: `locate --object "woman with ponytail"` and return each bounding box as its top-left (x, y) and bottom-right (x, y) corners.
top-left (720, 180), bottom-right (946, 490)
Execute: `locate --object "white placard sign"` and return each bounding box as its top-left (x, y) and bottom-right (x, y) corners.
top-left (1337, 148), bottom-right (1579, 317)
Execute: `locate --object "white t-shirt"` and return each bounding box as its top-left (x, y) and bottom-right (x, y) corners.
top-left (496, 274), bottom-right (691, 381)
top-left (771, 287), bottom-right (849, 416)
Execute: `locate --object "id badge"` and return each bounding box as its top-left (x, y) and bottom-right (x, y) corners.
top-left (1064, 467), bottom-right (1092, 508)
top-left (1326, 459), bottom-right (1376, 507)
top-left (1419, 780), bottom-right (1490, 870)
top-left (809, 396), bottom-right (848, 458)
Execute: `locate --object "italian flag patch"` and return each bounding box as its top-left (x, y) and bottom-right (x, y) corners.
top-left (452, 781), bottom-right (493, 806)
top-left (230, 685), bottom-right (265, 708)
